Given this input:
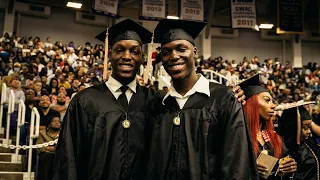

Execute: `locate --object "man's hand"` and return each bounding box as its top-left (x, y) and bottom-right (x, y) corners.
top-left (230, 84), bottom-right (246, 105)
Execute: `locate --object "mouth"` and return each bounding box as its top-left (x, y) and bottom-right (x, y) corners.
top-left (268, 112), bottom-right (275, 116)
top-left (118, 63), bottom-right (134, 71)
top-left (168, 62), bottom-right (185, 71)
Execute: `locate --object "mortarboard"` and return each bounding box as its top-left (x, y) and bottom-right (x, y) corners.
top-left (154, 19), bottom-right (206, 46)
top-left (95, 19), bottom-right (152, 81)
top-left (95, 19), bottom-right (152, 47)
top-left (238, 73), bottom-right (268, 100)
top-left (276, 101), bottom-right (316, 147)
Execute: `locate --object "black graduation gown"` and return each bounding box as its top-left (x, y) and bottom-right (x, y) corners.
top-left (146, 83), bottom-right (259, 180)
top-left (52, 83), bottom-right (160, 180)
top-left (294, 141), bottom-right (319, 180)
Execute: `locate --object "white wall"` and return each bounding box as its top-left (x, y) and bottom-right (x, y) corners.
top-left (211, 29), bottom-right (281, 63)
top-left (302, 41), bottom-right (320, 64)
top-left (18, 7), bottom-right (105, 46)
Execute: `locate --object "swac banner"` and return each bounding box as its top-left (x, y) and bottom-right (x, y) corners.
top-left (231, 0), bottom-right (257, 28)
top-left (92, 0), bottom-right (119, 17)
top-left (180, 0), bottom-right (205, 21)
top-left (140, 0), bottom-right (167, 20)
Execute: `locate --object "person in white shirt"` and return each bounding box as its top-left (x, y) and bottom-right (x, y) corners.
top-left (146, 19), bottom-right (258, 180)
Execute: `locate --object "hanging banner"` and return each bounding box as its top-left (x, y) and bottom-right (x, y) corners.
top-left (140, 0), bottom-right (167, 21)
top-left (92, 0), bottom-right (119, 17)
top-left (277, 0), bottom-right (303, 34)
top-left (231, 0), bottom-right (257, 28)
top-left (180, 0), bottom-right (205, 21)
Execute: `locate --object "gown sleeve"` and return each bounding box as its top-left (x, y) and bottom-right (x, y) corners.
top-left (52, 94), bottom-right (89, 180)
top-left (218, 89), bottom-right (259, 180)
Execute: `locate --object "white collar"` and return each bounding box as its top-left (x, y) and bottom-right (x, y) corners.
top-left (162, 74), bottom-right (210, 105)
top-left (105, 75), bottom-right (137, 93)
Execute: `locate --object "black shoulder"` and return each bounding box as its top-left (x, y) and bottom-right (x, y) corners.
top-left (209, 82), bottom-right (236, 104)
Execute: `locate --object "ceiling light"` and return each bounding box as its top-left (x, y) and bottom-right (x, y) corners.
top-left (167, 16), bottom-right (179, 20)
top-left (67, 2), bottom-right (82, 9)
top-left (259, 24), bottom-right (274, 29)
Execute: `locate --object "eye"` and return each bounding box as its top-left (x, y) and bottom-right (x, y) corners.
top-left (131, 49), bottom-right (141, 55)
top-left (115, 48), bottom-right (123, 54)
top-left (178, 48), bottom-right (186, 52)
top-left (162, 50), bottom-right (170, 56)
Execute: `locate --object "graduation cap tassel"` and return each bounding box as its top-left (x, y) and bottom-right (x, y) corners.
top-left (296, 107), bottom-right (301, 145)
top-left (143, 30), bottom-right (154, 85)
top-left (103, 28), bottom-right (109, 81)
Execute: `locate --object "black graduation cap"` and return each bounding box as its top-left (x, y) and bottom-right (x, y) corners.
top-left (154, 19), bottom-right (206, 46)
top-left (95, 19), bottom-right (152, 47)
top-left (238, 73), bottom-right (268, 100)
top-left (277, 101), bottom-right (316, 147)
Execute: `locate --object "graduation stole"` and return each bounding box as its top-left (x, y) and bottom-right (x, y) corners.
top-left (262, 130), bottom-right (271, 142)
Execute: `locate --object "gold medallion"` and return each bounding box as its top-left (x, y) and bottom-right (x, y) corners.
top-left (173, 116), bottom-right (180, 126)
top-left (122, 119), bottom-right (131, 128)
top-left (261, 150), bottom-right (268, 155)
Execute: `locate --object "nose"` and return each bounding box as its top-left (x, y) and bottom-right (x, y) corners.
top-left (270, 102), bottom-right (276, 109)
top-left (169, 50), bottom-right (180, 61)
top-left (122, 50), bottom-right (131, 60)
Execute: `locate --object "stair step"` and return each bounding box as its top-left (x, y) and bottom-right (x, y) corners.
top-left (0, 172), bottom-right (35, 180)
top-left (0, 162), bottom-right (23, 172)
top-left (0, 147), bottom-right (14, 153)
top-left (0, 153), bottom-right (12, 162)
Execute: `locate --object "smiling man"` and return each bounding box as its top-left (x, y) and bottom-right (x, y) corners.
top-left (52, 19), bottom-right (159, 180)
top-left (146, 19), bottom-right (259, 180)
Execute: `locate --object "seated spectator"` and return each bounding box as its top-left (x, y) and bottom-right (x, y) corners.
top-left (47, 78), bottom-right (58, 96)
top-left (50, 93), bottom-right (67, 121)
top-left (33, 80), bottom-right (49, 103)
top-left (37, 95), bottom-right (60, 129)
top-left (58, 74), bottom-right (71, 89)
top-left (36, 115), bottom-right (60, 180)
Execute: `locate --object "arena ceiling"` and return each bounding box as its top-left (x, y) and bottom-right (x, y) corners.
top-left (16, 0), bottom-right (320, 31)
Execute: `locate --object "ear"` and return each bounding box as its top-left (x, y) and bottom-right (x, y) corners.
top-left (193, 47), bottom-right (198, 59)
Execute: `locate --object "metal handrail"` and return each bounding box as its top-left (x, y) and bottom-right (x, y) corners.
top-left (202, 69), bottom-right (229, 85)
top-left (0, 84), bottom-right (7, 134)
top-left (15, 99), bottom-right (25, 162)
top-left (27, 107), bottom-right (40, 179)
top-left (5, 90), bottom-right (15, 145)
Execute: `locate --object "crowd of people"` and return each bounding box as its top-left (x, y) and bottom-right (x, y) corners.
top-left (0, 18), bottom-right (319, 180)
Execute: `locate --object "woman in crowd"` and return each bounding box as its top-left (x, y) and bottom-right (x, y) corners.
top-left (240, 74), bottom-right (297, 179)
top-left (47, 78), bottom-right (58, 96)
top-left (277, 102), bottom-right (319, 180)
top-left (36, 115), bottom-right (61, 180)
top-left (33, 80), bottom-right (48, 103)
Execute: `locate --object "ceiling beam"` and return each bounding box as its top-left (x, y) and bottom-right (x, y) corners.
top-left (205, 0), bottom-right (216, 38)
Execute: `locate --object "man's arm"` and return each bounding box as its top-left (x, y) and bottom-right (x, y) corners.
top-left (52, 95), bottom-right (88, 180)
top-left (311, 121), bottom-right (320, 136)
top-left (219, 89), bottom-right (259, 179)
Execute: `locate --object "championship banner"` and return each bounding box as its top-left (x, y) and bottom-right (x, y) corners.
top-left (231, 0), bottom-right (257, 28)
top-left (92, 0), bottom-right (119, 17)
top-left (179, 0), bottom-right (204, 21)
top-left (277, 0), bottom-right (303, 34)
top-left (139, 0), bottom-right (167, 20)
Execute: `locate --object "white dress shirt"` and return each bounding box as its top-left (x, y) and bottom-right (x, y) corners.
top-left (162, 74), bottom-right (211, 109)
top-left (105, 76), bottom-right (137, 103)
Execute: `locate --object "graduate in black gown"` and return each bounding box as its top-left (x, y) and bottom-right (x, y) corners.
top-left (146, 19), bottom-right (259, 180)
top-left (52, 19), bottom-right (160, 180)
top-left (277, 101), bottom-right (320, 180)
top-left (240, 74), bottom-right (297, 180)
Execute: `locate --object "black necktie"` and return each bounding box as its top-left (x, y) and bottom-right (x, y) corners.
top-left (118, 86), bottom-right (129, 110)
